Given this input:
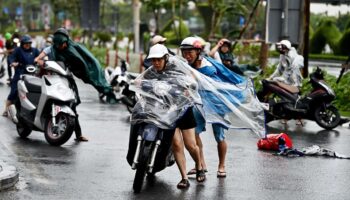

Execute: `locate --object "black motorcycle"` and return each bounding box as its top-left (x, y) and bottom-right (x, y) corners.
top-left (258, 67), bottom-right (341, 130)
top-left (127, 123), bottom-right (175, 193)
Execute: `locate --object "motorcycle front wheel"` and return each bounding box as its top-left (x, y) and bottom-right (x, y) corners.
top-left (133, 141), bottom-right (152, 193)
top-left (45, 113), bottom-right (75, 146)
top-left (16, 117), bottom-right (32, 139)
top-left (314, 105), bottom-right (341, 130)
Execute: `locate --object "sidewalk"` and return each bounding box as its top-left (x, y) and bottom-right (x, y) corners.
top-left (0, 160), bottom-right (19, 191)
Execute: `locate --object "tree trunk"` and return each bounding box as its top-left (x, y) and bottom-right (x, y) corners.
top-left (302, 0), bottom-right (310, 78)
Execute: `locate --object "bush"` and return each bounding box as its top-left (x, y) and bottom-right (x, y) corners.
top-left (310, 19), bottom-right (341, 54)
top-left (90, 47), bottom-right (107, 67)
top-left (95, 31), bottom-right (112, 47)
top-left (338, 29), bottom-right (350, 56)
top-left (160, 17), bottom-right (190, 46)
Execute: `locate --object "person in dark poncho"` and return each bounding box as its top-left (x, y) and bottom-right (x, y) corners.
top-left (3, 35), bottom-right (39, 117)
top-left (35, 28), bottom-right (117, 142)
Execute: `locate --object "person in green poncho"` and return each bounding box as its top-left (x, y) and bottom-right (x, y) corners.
top-left (35, 28), bottom-right (117, 142)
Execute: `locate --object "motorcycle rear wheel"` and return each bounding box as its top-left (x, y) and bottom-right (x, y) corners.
top-left (314, 105), bottom-right (341, 130)
top-left (45, 113), bottom-right (75, 146)
top-left (133, 142), bottom-right (151, 193)
top-left (16, 118), bottom-right (32, 139)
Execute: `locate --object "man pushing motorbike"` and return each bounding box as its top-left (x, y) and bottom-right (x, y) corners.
top-left (127, 44), bottom-right (205, 191)
top-left (35, 28), bottom-right (118, 142)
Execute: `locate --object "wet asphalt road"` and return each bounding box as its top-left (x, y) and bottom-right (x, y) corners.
top-left (0, 78), bottom-right (350, 200)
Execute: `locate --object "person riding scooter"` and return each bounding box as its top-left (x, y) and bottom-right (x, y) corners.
top-left (258, 40), bottom-right (304, 102)
top-left (127, 44), bottom-right (204, 191)
top-left (3, 35), bottom-right (39, 118)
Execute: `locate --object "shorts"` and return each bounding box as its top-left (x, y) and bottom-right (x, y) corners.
top-left (212, 123), bottom-right (227, 142)
top-left (176, 107), bottom-right (196, 130)
top-left (193, 106), bottom-right (206, 134)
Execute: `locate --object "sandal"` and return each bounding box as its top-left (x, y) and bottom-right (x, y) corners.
top-left (75, 136), bottom-right (89, 142)
top-left (177, 179), bottom-right (190, 189)
top-left (217, 171), bottom-right (227, 178)
top-left (2, 111), bottom-right (8, 117)
top-left (187, 168), bottom-right (208, 175)
top-left (196, 169), bottom-right (206, 182)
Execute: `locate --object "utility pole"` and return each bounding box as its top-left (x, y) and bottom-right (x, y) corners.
top-left (259, 0), bottom-right (269, 71)
top-left (281, 0), bottom-right (289, 39)
top-left (133, 0), bottom-right (140, 53)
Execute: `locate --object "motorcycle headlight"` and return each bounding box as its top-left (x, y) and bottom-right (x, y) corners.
top-left (153, 82), bottom-right (171, 96)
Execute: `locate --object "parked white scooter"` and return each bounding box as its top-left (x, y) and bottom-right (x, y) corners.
top-left (104, 59), bottom-right (130, 99)
top-left (103, 59), bottom-right (138, 112)
top-left (13, 61), bottom-right (77, 146)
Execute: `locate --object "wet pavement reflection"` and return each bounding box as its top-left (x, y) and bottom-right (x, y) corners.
top-left (0, 80), bottom-right (349, 200)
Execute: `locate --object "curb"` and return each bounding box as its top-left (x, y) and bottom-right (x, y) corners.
top-left (0, 161), bottom-right (19, 191)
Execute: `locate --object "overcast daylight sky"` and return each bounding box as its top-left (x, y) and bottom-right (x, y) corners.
top-left (310, 3), bottom-right (350, 16)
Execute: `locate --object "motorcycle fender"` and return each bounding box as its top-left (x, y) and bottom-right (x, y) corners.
top-left (18, 80), bottom-right (36, 111)
top-left (141, 124), bottom-right (159, 142)
top-left (55, 105), bottom-right (76, 117)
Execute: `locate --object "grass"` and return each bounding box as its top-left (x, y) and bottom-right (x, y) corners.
top-left (340, 111), bottom-right (350, 118)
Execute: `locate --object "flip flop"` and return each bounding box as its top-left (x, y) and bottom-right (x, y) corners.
top-left (75, 136), bottom-right (89, 142)
top-left (217, 171), bottom-right (226, 178)
top-left (177, 179), bottom-right (190, 189)
top-left (187, 168), bottom-right (208, 175)
top-left (196, 169), bottom-right (206, 182)
top-left (187, 168), bottom-right (197, 175)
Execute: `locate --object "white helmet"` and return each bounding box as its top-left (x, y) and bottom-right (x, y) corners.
top-left (276, 40), bottom-right (291, 50)
top-left (151, 35), bottom-right (167, 45)
top-left (180, 37), bottom-right (203, 50)
top-left (147, 44), bottom-right (169, 59)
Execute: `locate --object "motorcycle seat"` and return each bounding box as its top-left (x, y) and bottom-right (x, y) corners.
top-left (23, 75), bottom-right (42, 93)
top-left (275, 81), bottom-right (300, 94)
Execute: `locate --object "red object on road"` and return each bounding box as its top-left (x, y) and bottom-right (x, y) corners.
top-left (257, 133), bottom-right (293, 151)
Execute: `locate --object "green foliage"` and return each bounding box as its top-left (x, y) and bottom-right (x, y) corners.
top-left (70, 28), bottom-right (84, 40)
top-left (310, 19), bottom-right (342, 54)
top-left (90, 47), bottom-right (107, 67)
top-left (95, 31), bottom-right (112, 43)
top-left (233, 43), bottom-right (261, 65)
top-left (309, 54), bottom-right (348, 61)
top-left (116, 32), bottom-right (124, 41)
top-left (143, 32), bottom-right (151, 52)
top-left (160, 17), bottom-right (190, 45)
top-left (338, 29), bottom-right (350, 56)
top-left (334, 71), bottom-right (350, 111)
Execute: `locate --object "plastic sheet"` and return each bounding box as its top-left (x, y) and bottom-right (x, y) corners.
top-left (130, 56), bottom-right (201, 129)
top-left (131, 56), bottom-right (266, 137)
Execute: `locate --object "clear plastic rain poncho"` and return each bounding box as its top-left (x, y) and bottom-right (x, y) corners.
top-left (131, 56), bottom-right (266, 138)
top-left (130, 56), bottom-right (201, 129)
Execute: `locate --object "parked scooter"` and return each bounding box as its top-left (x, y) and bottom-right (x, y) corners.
top-left (103, 59), bottom-right (138, 112)
top-left (258, 67), bottom-right (341, 130)
top-left (13, 61), bottom-right (76, 146)
top-left (104, 59), bottom-right (129, 99)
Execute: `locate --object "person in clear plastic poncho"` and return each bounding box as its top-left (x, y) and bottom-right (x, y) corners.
top-left (130, 44), bottom-right (206, 189)
top-left (258, 40), bottom-right (304, 125)
top-left (179, 36), bottom-right (266, 178)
